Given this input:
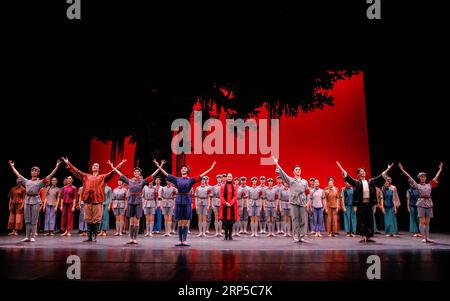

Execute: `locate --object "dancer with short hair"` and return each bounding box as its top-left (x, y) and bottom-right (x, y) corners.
top-left (8, 159), bottom-right (62, 242)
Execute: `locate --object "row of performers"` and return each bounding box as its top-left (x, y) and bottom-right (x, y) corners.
top-left (6, 157), bottom-right (443, 246)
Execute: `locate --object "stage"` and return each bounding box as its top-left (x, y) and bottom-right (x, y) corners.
top-left (2, 231), bottom-right (450, 281)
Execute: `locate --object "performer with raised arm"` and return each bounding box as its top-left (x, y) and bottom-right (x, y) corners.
top-left (398, 162), bottom-right (443, 243)
top-left (272, 156), bottom-right (311, 243)
top-left (107, 160), bottom-right (161, 244)
top-left (8, 159), bottom-right (62, 242)
top-left (154, 159), bottom-right (216, 246)
top-left (62, 157), bottom-right (126, 242)
top-left (336, 161), bottom-right (393, 243)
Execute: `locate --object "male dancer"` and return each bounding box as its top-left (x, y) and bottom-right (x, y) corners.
top-left (264, 178), bottom-right (278, 237)
top-left (272, 157), bottom-right (311, 243)
top-left (62, 157), bottom-right (126, 242)
top-left (336, 161), bottom-right (393, 243)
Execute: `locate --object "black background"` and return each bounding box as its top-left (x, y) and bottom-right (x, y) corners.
top-left (1, 0), bottom-right (448, 235)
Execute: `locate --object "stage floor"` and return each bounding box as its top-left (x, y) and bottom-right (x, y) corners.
top-left (2, 231), bottom-right (450, 281)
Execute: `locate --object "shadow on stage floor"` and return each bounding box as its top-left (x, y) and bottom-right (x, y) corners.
top-left (1, 231), bottom-right (450, 281)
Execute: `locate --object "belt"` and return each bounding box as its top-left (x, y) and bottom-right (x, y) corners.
top-left (26, 193), bottom-right (39, 197)
top-left (162, 198), bottom-right (173, 200)
top-left (362, 198), bottom-right (370, 203)
top-left (419, 196), bottom-right (431, 199)
top-left (177, 192), bottom-right (192, 196)
top-left (129, 192), bottom-right (142, 196)
top-left (197, 197), bottom-right (208, 200)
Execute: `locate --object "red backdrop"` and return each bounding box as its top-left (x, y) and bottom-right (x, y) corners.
top-left (90, 73), bottom-right (370, 189)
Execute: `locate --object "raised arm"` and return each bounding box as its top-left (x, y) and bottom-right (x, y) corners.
top-left (44, 159), bottom-right (62, 181)
top-left (104, 159), bottom-right (127, 182)
top-left (154, 159), bottom-right (169, 176)
top-left (61, 157), bottom-right (84, 180)
top-left (272, 156), bottom-right (293, 185)
top-left (107, 160), bottom-right (125, 178)
top-left (373, 163), bottom-right (394, 187)
top-left (147, 160), bottom-right (164, 179)
top-left (336, 161), bottom-right (356, 187)
top-left (433, 162), bottom-right (444, 182)
top-left (199, 161), bottom-right (216, 177)
top-left (8, 161), bottom-right (24, 179)
top-left (398, 163), bottom-right (413, 180)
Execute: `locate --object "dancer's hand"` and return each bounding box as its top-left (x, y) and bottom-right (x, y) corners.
top-left (8, 160), bottom-right (14, 166)
top-left (160, 159), bottom-right (166, 167)
top-left (354, 207), bottom-right (357, 213)
top-left (210, 161), bottom-right (216, 169)
top-left (397, 162), bottom-right (404, 170)
top-left (386, 162), bottom-right (394, 171)
top-left (61, 157), bottom-right (69, 164)
top-left (107, 160), bottom-right (114, 168)
top-left (117, 159), bottom-right (127, 168)
top-left (56, 159), bottom-right (62, 166)
top-left (153, 159), bottom-right (160, 168)
top-left (272, 156), bottom-right (278, 164)
top-left (439, 162), bottom-right (444, 170)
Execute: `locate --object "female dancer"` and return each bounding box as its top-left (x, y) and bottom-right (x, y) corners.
top-left (160, 181), bottom-right (177, 237)
top-left (99, 184), bottom-right (112, 236)
top-left (324, 179), bottom-right (341, 237)
top-left (398, 162), bottom-right (443, 243)
top-left (154, 159), bottom-right (216, 246)
top-left (195, 177), bottom-right (210, 237)
top-left (236, 176), bottom-right (250, 235)
top-left (279, 182), bottom-right (292, 236)
top-left (112, 180), bottom-right (127, 236)
top-left (380, 179), bottom-right (400, 237)
top-left (247, 177), bottom-right (261, 237)
top-left (8, 159), bottom-right (61, 242)
top-left (107, 161), bottom-right (160, 244)
top-left (310, 179), bottom-right (326, 237)
top-left (406, 186), bottom-right (421, 237)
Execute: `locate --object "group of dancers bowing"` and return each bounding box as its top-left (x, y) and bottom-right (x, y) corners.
top-left (6, 156), bottom-right (443, 246)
